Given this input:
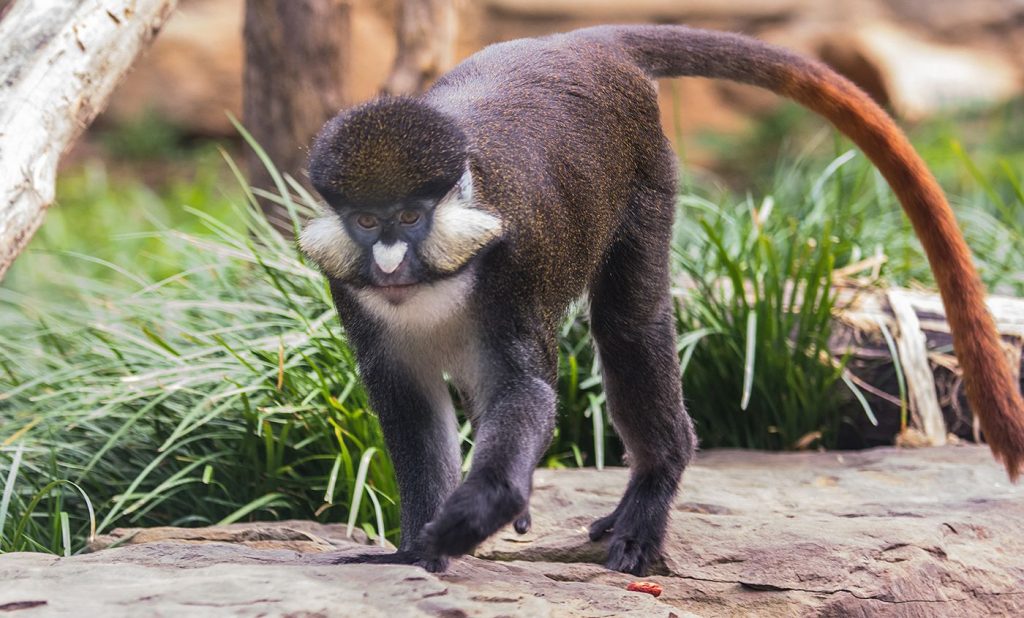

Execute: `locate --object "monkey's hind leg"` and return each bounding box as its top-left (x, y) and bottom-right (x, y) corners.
top-left (587, 185), bottom-right (697, 576)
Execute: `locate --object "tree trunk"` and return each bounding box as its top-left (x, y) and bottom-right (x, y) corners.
top-left (0, 0), bottom-right (178, 281)
top-left (243, 0), bottom-right (349, 231)
top-left (384, 0), bottom-right (457, 96)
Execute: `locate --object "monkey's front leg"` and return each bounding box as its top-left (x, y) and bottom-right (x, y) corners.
top-left (334, 357), bottom-right (462, 572)
top-left (420, 366), bottom-right (556, 560)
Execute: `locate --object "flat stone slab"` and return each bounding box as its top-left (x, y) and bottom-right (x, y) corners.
top-left (2, 446), bottom-right (1023, 616)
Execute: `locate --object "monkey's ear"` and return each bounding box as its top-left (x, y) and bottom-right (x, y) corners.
top-left (454, 165), bottom-right (474, 202)
top-left (433, 165), bottom-right (474, 206)
top-left (420, 169), bottom-right (503, 274)
top-left (299, 215), bottom-right (362, 280)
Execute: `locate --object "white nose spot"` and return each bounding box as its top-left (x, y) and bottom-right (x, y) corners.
top-left (373, 241), bottom-right (408, 274)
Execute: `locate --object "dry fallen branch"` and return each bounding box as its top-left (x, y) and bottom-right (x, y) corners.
top-left (886, 289), bottom-right (946, 445)
top-left (835, 287), bottom-right (1024, 443)
top-left (0, 0), bottom-right (178, 280)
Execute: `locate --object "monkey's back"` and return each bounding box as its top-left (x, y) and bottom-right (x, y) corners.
top-left (424, 33), bottom-right (676, 321)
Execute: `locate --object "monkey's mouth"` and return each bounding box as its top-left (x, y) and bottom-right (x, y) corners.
top-left (375, 283), bottom-right (420, 305)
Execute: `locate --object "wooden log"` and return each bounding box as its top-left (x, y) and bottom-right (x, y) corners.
top-left (0, 0), bottom-right (178, 280)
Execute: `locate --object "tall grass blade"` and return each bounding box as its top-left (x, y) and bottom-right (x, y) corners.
top-left (740, 311), bottom-right (757, 411)
top-left (347, 447), bottom-right (377, 538)
top-left (0, 445), bottom-right (24, 544)
top-left (841, 370), bottom-right (879, 427)
top-left (366, 486), bottom-right (386, 547)
top-left (325, 454), bottom-right (343, 504)
top-left (876, 317), bottom-right (909, 431)
top-left (588, 394), bottom-right (605, 471)
top-left (216, 493), bottom-right (287, 526)
top-left (60, 512), bottom-right (71, 557)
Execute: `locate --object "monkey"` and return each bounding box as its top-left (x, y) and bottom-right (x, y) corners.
top-left (299, 25), bottom-right (1024, 576)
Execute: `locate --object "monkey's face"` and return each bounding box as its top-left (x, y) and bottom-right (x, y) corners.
top-left (300, 169), bottom-right (503, 306)
top-left (302, 97), bottom-right (503, 307)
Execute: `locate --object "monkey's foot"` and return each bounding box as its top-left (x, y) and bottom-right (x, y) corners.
top-left (421, 479), bottom-right (526, 558)
top-left (587, 510), bottom-right (664, 576)
top-left (605, 531), bottom-right (661, 576)
top-left (327, 549), bottom-right (449, 573)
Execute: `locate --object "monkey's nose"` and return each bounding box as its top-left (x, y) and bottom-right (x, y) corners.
top-left (372, 240), bottom-right (408, 274)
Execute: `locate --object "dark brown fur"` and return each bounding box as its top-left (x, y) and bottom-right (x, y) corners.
top-left (305, 25), bottom-right (1024, 578)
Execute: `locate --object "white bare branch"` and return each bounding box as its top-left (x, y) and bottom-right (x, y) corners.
top-left (0, 0), bottom-right (178, 279)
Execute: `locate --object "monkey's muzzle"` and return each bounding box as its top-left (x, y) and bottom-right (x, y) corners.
top-left (374, 283), bottom-right (419, 305)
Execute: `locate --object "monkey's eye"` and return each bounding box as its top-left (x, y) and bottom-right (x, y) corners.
top-left (355, 214), bottom-right (379, 230)
top-left (398, 210), bottom-right (421, 225)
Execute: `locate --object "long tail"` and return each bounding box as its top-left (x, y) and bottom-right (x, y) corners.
top-left (587, 24), bottom-right (1024, 479)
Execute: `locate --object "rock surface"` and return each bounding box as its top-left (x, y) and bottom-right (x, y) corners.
top-left (3, 446), bottom-right (1024, 616)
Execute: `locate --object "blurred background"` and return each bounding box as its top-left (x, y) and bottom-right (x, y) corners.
top-left (105, 0), bottom-right (1024, 142)
top-left (39, 0), bottom-right (1024, 253)
top-left (86, 0), bottom-right (1024, 165)
top-left (2, 0), bottom-right (1023, 555)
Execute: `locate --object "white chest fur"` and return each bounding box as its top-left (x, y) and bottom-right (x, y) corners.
top-left (352, 270), bottom-right (484, 401)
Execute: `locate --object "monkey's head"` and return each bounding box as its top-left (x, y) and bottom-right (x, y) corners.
top-left (300, 97), bottom-right (502, 305)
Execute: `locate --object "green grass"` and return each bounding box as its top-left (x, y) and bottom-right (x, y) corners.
top-left (673, 99), bottom-right (1024, 446)
top-left (698, 100), bottom-right (1024, 295)
top-left (2, 100), bottom-right (1023, 557)
top-left (5, 147), bottom-right (243, 295)
top-left (673, 151), bottom-right (877, 449)
top-left (1, 139), bottom-right (408, 554)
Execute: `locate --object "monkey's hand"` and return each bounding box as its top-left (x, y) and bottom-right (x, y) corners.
top-left (317, 549), bottom-right (449, 573)
top-left (420, 476), bottom-right (527, 559)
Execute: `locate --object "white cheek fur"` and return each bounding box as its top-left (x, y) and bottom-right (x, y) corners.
top-left (299, 215), bottom-right (361, 279)
top-left (419, 171), bottom-right (503, 273)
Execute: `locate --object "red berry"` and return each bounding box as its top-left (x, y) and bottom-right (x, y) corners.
top-left (626, 581), bottom-right (663, 597)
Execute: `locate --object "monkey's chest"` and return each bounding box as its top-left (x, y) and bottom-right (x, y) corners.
top-left (397, 312), bottom-right (484, 403)
top-left (351, 270), bottom-right (486, 400)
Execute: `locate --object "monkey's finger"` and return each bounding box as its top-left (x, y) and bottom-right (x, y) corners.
top-left (316, 550), bottom-right (408, 565)
top-left (588, 511), bottom-right (618, 542)
top-left (513, 510), bottom-right (532, 534)
top-left (311, 549), bottom-right (447, 572)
